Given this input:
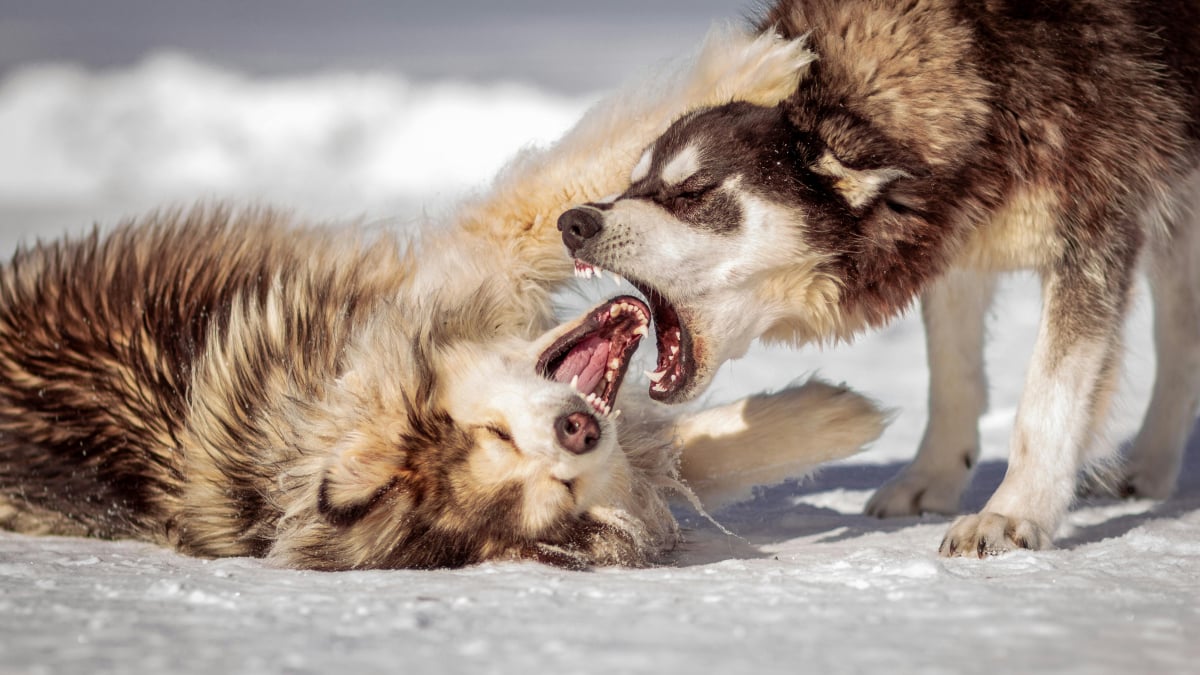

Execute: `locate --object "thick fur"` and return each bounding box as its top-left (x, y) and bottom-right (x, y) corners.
top-left (0, 208), bottom-right (886, 570)
top-left (0, 29), bottom-right (888, 569)
top-left (562, 0), bottom-right (1200, 555)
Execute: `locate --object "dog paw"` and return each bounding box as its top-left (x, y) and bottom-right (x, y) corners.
top-left (1076, 464), bottom-right (1176, 501)
top-left (938, 512), bottom-right (1052, 558)
top-left (1115, 463), bottom-right (1178, 501)
top-left (865, 469), bottom-right (963, 518)
top-left (697, 29), bottom-right (816, 108)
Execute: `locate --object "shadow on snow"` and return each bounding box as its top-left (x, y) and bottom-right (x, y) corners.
top-left (669, 418), bottom-right (1200, 566)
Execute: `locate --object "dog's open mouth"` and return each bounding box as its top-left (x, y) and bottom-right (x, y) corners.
top-left (574, 261), bottom-right (696, 402)
top-left (536, 295), bottom-right (650, 417)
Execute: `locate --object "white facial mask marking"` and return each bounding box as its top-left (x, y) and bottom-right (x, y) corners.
top-left (629, 148), bottom-right (653, 184)
top-left (661, 145), bottom-right (701, 187)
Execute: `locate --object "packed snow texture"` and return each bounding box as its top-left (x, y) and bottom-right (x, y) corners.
top-left (0, 54), bottom-right (1198, 675)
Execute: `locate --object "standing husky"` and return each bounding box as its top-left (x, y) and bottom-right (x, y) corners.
top-left (0, 30), bottom-right (888, 569)
top-left (559, 0), bottom-right (1200, 556)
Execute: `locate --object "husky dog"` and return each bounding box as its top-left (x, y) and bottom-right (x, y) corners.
top-left (560, 0), bottom-right (1200, 556)
top-left (0, 29), bottom-right (887, 569)
top-left (0, 208), bottom-right (885, 570)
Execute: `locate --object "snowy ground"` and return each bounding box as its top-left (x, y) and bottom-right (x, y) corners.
top-left (2, 26), bottom-right (1200, 675)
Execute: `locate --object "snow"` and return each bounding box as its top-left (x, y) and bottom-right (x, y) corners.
top-left (1, 53), bottom-right (1199, 675)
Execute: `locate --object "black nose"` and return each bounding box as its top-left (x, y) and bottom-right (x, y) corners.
top-left (557, 207), bottom-right (603, 253)
top-left (555, 411), bottom-right (601, 455)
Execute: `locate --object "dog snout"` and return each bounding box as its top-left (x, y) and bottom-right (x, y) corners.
top-left (554, 411), bottom-right (601, 455)
top-left (557, 207), bottom-right (604, 253)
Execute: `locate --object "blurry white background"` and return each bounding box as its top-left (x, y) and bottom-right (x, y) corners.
top-left (0, 0), bottom-right (746, 249)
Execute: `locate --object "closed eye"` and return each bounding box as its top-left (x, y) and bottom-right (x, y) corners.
top-left (657, 181), bottom-right (710, 207)
top-left (484, 424), bottom-right (514, 443)
top-left (662, 184), bottom-right (714, 210)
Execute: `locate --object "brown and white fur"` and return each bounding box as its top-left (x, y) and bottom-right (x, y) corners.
top-left (0, 29), bottom-right (887, 569)
top-left (0, 208), bottom-right (884, 570)
top-left (560, 0), bottom-right (1200, 556)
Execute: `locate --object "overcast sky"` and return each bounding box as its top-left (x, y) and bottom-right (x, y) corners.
top-left (0, 0), bottom-right (755, 92)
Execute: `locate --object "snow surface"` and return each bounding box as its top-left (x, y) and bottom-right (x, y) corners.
top-left (1, 54), bottom-right (1199, 675)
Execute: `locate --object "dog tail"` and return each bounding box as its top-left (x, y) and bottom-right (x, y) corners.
top-left (675, 378), bottom-right (889, 511)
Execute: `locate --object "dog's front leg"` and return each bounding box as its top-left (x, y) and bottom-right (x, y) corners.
top-left (866, 269), bottom-right (995, 518)
top-left (940, 261), bottom-right (1132, 556)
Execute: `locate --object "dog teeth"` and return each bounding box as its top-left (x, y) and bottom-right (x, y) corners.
top-left (632, 325), bottom-right (648, 337)
top-left (645, 369), bottom-right (666, 384)
top-left (581, 392), bottom-right (614, 418)
top-left (590, 394), bottom-right (609, 417)
top-left (574, 259), bottom-right (605, 280)
top-left (611, 409), bottom-right (621, 420)
top-left (611, 302), bottom-right (637, 316)
top-left (607, 300), bottom-right (650, 323)
top-left (670, 345), bottom-right (679, 356)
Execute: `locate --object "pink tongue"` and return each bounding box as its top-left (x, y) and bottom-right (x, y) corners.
top-left (554, 337), bottom-right (611, 394)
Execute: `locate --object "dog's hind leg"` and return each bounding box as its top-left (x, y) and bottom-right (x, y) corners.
top-left (1123, 170), bottom-right (1200, 498)
top-left (675, 379), bottom-right (888, 511)
top-left (865, 268), bottom-right (995, 518)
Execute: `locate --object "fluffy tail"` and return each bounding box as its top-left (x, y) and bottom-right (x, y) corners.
top-left (676, 378), bottom-right (888, 511)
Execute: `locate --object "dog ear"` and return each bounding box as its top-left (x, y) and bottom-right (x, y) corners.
top-left (806, 109), bottom-right (922, 211)
top-left (316, 436), bottom-right (414, 527)
top-left (812, 150), bottom-right (910, 210)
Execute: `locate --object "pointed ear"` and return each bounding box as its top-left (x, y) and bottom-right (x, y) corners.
top-left (812, 150), bottom-right (910, 210)
top-left (317, 435), bottom-right (411, 527)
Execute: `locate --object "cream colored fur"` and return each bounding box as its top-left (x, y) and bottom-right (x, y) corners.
top-left (677, 380), bottom-right (889, 510)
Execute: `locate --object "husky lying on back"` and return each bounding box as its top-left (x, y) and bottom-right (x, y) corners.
top-left (0, 29), bottom-right (887, 569)
top-left (0, 209), bottom-right (884, 569)
top-left (560, 0), bottom-right (1200, 556)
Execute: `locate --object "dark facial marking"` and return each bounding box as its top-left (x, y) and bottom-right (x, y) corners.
top-left (620, 102), bottom-right (809, 234)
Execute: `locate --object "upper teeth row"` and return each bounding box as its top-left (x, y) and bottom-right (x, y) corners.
top-left (583, 392), bottom-right (619, 420)
top-left (574, 260), bottom-right (623, 286)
